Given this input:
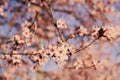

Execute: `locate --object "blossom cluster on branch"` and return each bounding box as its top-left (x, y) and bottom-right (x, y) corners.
top-left (0, 0), bottom-right (120, 80)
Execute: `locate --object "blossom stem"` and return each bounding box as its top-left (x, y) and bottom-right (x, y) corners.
top-left (1, 53), bottom-right (37, 55)
top-left (46, 0), bottom-right (65, 42)
top-left (75, 37), bottom-right (99, 53)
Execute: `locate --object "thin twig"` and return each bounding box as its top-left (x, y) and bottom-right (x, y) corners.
top-left (0, 53), bottom-right (37, 55)
top-left (75, 37), bottom-right (99, 53)
top-left (45, 0), bottom-right (65, 42)
top-left (0, 37), bottom-right (99, 55)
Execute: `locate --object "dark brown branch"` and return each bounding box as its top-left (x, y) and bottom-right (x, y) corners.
top-left (73, 27), bottom-right (106, 53)
top-left (0, 53), bottom-right (37, 55)
top-left (46, 0), bottom-right (65, 42)
top-left (75, 37), bottom-right (99, 53)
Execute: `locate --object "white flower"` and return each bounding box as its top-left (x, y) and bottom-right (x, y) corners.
top-left (22, 28), bottom-right (30, 38)
top-left (104, 25), bottom-right (120, 40)
top-left (21, 21), bottom-right (31, 28)
top-left (79, 26), bottom-right (88, 36)
top-left (14, 35), bottom-right (25, 44)
top-left (57, 19), bottom-right (67, 29)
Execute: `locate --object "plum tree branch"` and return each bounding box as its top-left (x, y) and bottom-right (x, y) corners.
top-left (45, 0), bottom-right (65, 42)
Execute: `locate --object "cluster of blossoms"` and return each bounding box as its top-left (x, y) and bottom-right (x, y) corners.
top-left (46, 42), bottom-right (75, 68)
top-left (1, 21), bottom-right (36, 66)
top-left (10, 21), bottom-right (35, 46)
top-left (0, 19), bottom-right (76, 69)
top-left (1, 0), bottom-right (120, 80)
top-left (91, 25), bottom-right (120, 40)
top-left (103, 25), bottom-right (120, 40)
top-left (1, 22), bottom-right (120, 70)
top-left (28, 42), bottom-right (75, 69)
top-left (1, 41), bottom-right (76, 69)
top-left (68, 25), bottom-right (120, 42)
